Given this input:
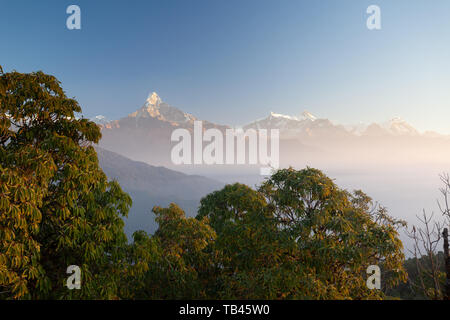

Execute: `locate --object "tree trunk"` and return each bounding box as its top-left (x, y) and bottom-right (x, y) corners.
top-left (443, 228), bottom-right (450, 300)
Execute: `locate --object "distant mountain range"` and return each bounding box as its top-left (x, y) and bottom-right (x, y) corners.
top-left (94, 92), bottom-right (450, 172)
top-left (93, 92), bottom-right (443, 139)
top-left (243, 110), bottom-right (438, 138)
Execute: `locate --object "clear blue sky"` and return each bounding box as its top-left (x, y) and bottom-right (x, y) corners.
top-left (1, 0), bottom-right (450, 133)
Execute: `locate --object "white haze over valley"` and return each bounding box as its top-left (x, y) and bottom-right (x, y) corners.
top-left (93, 93), bottom-right (450, 254)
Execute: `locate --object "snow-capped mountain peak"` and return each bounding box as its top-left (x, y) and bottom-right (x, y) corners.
top-left (349, 117), bottom-right (421, 137)
top-left (91, 115), bottom-right (110, 125)
top-left (301, 111), bottom-right (317, 121)
top-left (269, 112), bottom-right (299, 121)
top-left (244, 109), bottom-right (429, 138)
top-left (383, 117), bottom-right (419, 136)
top-left (128, 92), bottom-right (196, 124)
top-left (243, 110), bottom-right (348, 138)
top-left (266, 110), bottom-right (317, 122)
top-left (94, 91), bottom-right (431, 139)
top-left (146, 92), bottom-right (162, 106)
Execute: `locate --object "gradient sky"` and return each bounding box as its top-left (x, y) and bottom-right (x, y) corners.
top-left (1, 0), bottom-right (450, 133)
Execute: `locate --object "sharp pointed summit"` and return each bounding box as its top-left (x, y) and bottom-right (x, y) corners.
top-left (146, 92), bottom-right (162, 106)
top-left (128, 91), bottom-right (197, 123)
top-left (301, 111), bottom-right (317, 121)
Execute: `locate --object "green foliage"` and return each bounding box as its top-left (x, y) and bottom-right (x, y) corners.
top-left (259, 167), bottom-right (407, 299)
top-left (197, 183), bottom-right (296, 298)
top-left (0, 67), bottom-right (131, 299)
top-left (120, 204), bottom-right (216, 299)
top-left (195, 168), bottom-right (407, 299)
top-left (198, 183), bottom-right (268, 235)
top-left (388, 252), bottom-right (446, 299)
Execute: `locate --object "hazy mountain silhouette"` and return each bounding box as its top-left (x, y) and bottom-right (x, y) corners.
top-left (96, 147), bottom-right (224, 236)
top-left (95, 92), bottom-right (450, 172)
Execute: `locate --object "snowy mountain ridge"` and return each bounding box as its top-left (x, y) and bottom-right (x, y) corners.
top-left (93, 91), bottom-right (439, 138)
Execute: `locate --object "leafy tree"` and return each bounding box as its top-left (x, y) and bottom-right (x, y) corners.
top-left (198, 183), bottom-right (267, 235)
top-left (198, 168), bottom-right (407, 299)
top-left (118, 230), bottom-right (161, 299)
top-left (0, 67), bottom-right (131, 299)
top-left (389, 251), bottom-right (446, 299)
top-left (395, 173), bottom-right (450, 300)
top-left (259, 167), bottom-right (407, 299)
top-left (122, 204), bottom-right (216, 299)
top-left (197, 183), bottom-right (300, 299)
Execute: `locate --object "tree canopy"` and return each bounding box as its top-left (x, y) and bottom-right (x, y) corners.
top-left (197, 168), bottom-right (407, 299)
top-left (0, 67), bottom-right (131, 299)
